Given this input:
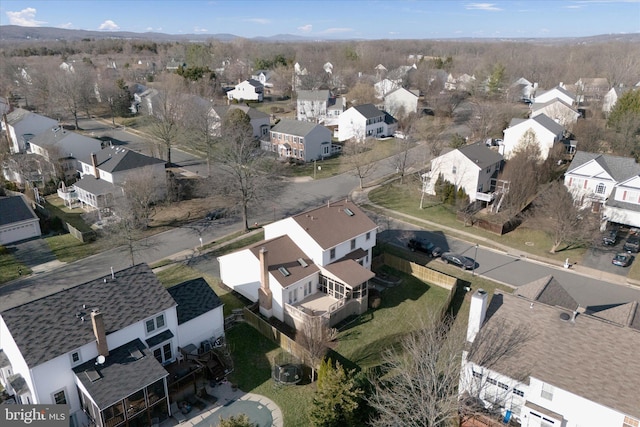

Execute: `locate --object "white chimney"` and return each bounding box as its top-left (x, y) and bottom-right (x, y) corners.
top-left (467, 289), bottom-right (488, 343)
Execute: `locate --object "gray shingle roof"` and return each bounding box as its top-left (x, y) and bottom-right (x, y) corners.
top-left (531, 114), bottom-right (565, 135)
top-left (531, 97), bottom-right (577, 113)
top-left (0, 196), bottom-right (38, 227)
top-left (73, 176), bottom-right (118, 195)
top-left (73, 338), bottom-right (168, 410)
top-left (5, 108), bottom-right (56, 127)
top-left (567, 152), bottom-right (640, 183)
top-left (476, 290), bottom-right (640, 418)
top-left (353, 104), bottom-right (384, 119)
top-left (0, 263), bottom-right (176, 367)
top-left (167, 278), bottom-right (223, 325)
top-left (322, 258), bottom-right (375, 287)
top-left (297, 90), bottom-right (331, 101)
top-left (513, 275), bottom-right (578, 311)
top-left (588, 301), bottom-right (640, 329)
top-left (271, 119), bottom-right (328, 137)
top-left (458, 142), bottom-right (504, 169)
top-left (212, 104), bottom-right (269, 120)
top-left (291, 199), bottom-right (377, 250)
top-left (606, 187), bottom-right (640, 213)
top-left (88, 146), bottom-right (165, 173)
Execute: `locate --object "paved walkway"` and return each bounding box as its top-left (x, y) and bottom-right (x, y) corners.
top-left (160, 382), bottom-right (283, 427)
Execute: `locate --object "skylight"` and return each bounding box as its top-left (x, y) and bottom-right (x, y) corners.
top-left (278, 266), bottom-right (291, 277)
top-left (344, 208), bottom-right (355, 216)
top-left (297, 258), bottom-right (308, 268)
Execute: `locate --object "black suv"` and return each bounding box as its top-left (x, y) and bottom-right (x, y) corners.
top-left (408, 238), bottom-right (442, 257)
top-left (623, 234), bottom-right (640, 253)
top-left (603, 228), bottom-right (618, 245)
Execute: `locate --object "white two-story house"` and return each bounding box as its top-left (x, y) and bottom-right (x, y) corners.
top-left (218, 200), bottom-right (377, 330)
top-left (502, 114), bottom-right (565, 160)
top-left (530, 98), bottom-right (580, 130)
top-left (0, 264), bottom-right (225, 427)
top-left (296, 90), bottom-right (346, 125)
top-left (564, 152), bottom-right (640, 220)
top-left (422, 142), bottom-right (504, 202)
top-left (263, 119), bottom-right (332, 163)
top-left (460, 279), bottom-right (640, 427)
top-left (226, 79), bottom-right (264, 102)
top-left (338, 104), bottom-right (396, 142)
top-left (383, 87), bottom-right (419, 119)
top-left (73, 146), bottom-right (167, 211)
top-left (533, 86), bottom-right (576, 106)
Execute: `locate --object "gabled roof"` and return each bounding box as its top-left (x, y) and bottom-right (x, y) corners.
top-left (475, 289), bottom-right (640, 419)
top-left (0, 263), bottom-right (176, 367)
top-left (0, 196), bottom-right (38, 227)
top-left (86, 146), bottom-right (165, 173)
top-left (322, 258), bottom-right (375, 287)
top-left (531, 97), bottom-right (578, 114)
top-left (74, 175), bottom-right (118, 195)
top-left (384, 87), bottom-right (419, 99)
top-left (457, 142), bottom-right (504, 169)
top-left (530, 114), bottom-right (565, 135)
top-left (587, 301), bottom-right (640, 329)
top-left (72, 338), bottom-right (168, 410)
top-left (28, 128), bottom-right (102, 157)
top-left (566, 152), bottom-right (640, 183)
top-left (606, 187), bottom-right (640, 212)
top-left (513, 275), bottom-right (578, 311)
top-left (244, 78), bottom-right (263, 88)
top-left (352, 104), bottom-right (384, 119)
top-left (5, 108), bottom-right (57, 127)
top-left (211, 104), bottom-right (269, 120)
top-left (167, 278), bottom-right (223, 325)
top-left (297, 90), bottom-right (331, 102)
top-left (291, 199), bottom-right (377, 250)
top-left (271, 119), bottom-right (329, 137)
top-left (538, 85), bottom-right (576, 100)
top-left (248, 235), bottom-right (319, 288)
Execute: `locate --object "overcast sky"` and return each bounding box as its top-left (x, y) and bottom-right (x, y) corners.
top-left (1, 1), bottom-right (639, 39)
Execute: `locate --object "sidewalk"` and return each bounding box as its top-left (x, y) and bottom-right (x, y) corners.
top-left (351, 186), bottom-right (639, 289)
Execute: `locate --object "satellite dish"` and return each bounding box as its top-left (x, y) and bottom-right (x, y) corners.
top-left (96, 355), bottom-right (106, 365)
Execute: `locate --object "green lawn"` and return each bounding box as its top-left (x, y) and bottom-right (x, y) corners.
top-left (0, 250), bottom-right (30, 285)
top-left (368, 177), bottom-right (589, 263)
top-left (45, 234), bottom-right (105, 263)
top-left (44, 195), bottom-right (93, 233)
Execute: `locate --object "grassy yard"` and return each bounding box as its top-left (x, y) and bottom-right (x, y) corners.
top-left (44, 195), bottom-right (94, 233)
top-left (45, 233), bottom-right (106, 263)
top-left (0, 250), bottom-right (30, 285)
top-left (368, 177), bottom-right (590, 264)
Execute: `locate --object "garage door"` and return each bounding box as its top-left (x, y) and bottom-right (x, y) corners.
top-left (0, 222), bottom-right (40, 245)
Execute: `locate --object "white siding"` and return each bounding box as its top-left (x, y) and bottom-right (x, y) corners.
top-left (176, 306), bottom-right (224, 349)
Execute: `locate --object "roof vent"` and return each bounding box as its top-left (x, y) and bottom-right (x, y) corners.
top-left (297, 258), bottom-right (308, 268)
top-left (559, 312), bottom-right (571, 321)
top-left (344, 208), bottom-right (355, 216)
top-left (278, 266), bottom-right (291, 277)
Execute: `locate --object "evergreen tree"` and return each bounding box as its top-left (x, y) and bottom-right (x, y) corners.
top-left (309, 358), bottom-right (363, 427)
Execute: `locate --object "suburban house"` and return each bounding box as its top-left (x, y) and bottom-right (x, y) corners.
top-left (602, 86), bottom-right (633, 115)
top-left (226, 79), bottom-right (264, 102)
top-left (0, 263), bottom-right (225, 427)
top-left (2, 108), bottom-right (58, 154)
top-left (604, 174), bottom-right (640, 229)
top-left (72, 146), bottom-right (167, 211)
top-left (0, 195), bottom-right (41, 245)
top-left (509, 77), bottom-right (538, 101)
top-left (338, 104), bottom-right (397, 142)
top-left (251, 70), bottom-right (274, 88)
top-left (502, 114), bottom-right (566, 160)
top-left (445, 73), bottom-right (476, 91)
top-left (383, 87), bottom-right (419, 118)
top-left (296, 90), bottom-right (346, 125)
top-left (530, 98), bottom-right (580, 129)
top-left (564, 151), bottom-right (640, 217)
top-left (575, 77), bottom-right (609, 102)
top-left (218, 200), bottom-right (377, 330)
top-left (262, 119), bottom-right (332, 163)
top-left (25, 127), bottom-right (103, 181)
top-left (533, 85), bottom-right (576, 106)
top-left (460, 279), bottom-right (640, 427)
top-left (422, 142), bottom-right (504, 202)
top-left (211, 104), bottom-right (270, 140)
top-left (374, 78), bottom-right (400, 99)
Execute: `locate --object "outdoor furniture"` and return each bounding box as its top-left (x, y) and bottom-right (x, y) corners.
top-left (170, 402), bottom-right (186, 424)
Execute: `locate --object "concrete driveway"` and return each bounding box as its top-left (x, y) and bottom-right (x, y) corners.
top-left (6, 237), bottom-right (64, 274)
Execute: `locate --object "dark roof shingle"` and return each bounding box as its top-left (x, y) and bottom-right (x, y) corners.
top-left (167, 278), bottom-right (223, 324)
top-left (0, 196), bottom-right (38, 227)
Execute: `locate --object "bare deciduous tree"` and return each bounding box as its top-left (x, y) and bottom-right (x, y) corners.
top-left (296, 316), bottom-right (336, 382)
top-left (50, 63), bottom-right (95, 129)
top-left (148, 74), bottom-right (185, 165)
top-left (342, 137), bottom-right (377, 190)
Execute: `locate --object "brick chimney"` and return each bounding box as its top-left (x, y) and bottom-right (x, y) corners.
top-left (258, 247), bottom-right (273, 317)
top-left (91, 153), bottom-right (100, 179)
top-left (91, 310), bottom-right (109, 357)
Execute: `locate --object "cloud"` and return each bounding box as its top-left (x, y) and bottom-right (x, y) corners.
top-left (193, 27), bottom-right (208, 33)
top-left (6, 7), bottom-right (47, 27)
top-left (321, 27), bottom-right (354, 34)
top-left (58, 23), bottom-right (73, 29)
top-left (297, 24), bottom-right (312, 33)
top-left (98, 20), bottom-right (119, 31)
top-left (465, 3), bottom-right (503, 11)
top-left (565, 4), bottom-right (583, 8)
top-left (244, 18), bottom-right (270, 24)
top-left (388, 31), bottom-right (400, 35)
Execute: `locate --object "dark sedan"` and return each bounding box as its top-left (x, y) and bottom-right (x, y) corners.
top-left (612, 253), bottom-right (633, 267)
top-left (408, 238), bottom-right (442, 257)
top-left (441, 252), bottom-right (475, 270)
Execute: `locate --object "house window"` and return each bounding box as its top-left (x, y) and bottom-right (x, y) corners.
top-left (308, 281), bottom-right (312, 295)
top-left (70, 351), bottom-right (81, 365)
top-left (145, 313), bottom-right (166, 334)
top-left (595, 183), bottom-right (605, 194)
top-left (452, 166), bottom-right (457, 174)
top-left (351, 239), bottom-right (356, 250)
top-left (512, 388), bottom-right (524, 397)
top-left (153, 342), bottom-right (173, 364)
top-left (623, 416), bottom-right (640, 427)
top-left (541, 383), bottom-right (554, 400)
top-left (366, 232), bottom-right (371, 240)
top-left (53, 389), bottom-right (67, 405)
top-left (330, 248), bottom-right (336, 259)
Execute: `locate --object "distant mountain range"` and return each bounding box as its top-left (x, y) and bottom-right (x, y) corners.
top-left (0, 25), bottom-right (638, 44)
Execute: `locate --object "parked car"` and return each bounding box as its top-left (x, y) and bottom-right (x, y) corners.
top-left (623, 235), bottom-right (640, 253)
top-left (612, 252), bottom-right (633, 267)
top-left (441, 252), bottom-right (475, 270)
top-left (602, 228), bottom-right (618, 245)
top-left (408, 238), bottom-right (442, 257)
top-left (205, 208), bottom-right (226, 220)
